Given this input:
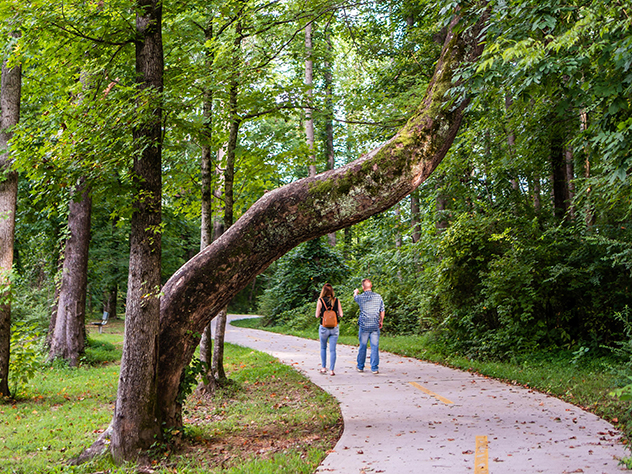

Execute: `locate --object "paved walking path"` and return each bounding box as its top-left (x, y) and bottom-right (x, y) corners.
top-left (224, 315), bottom-right (627, 473)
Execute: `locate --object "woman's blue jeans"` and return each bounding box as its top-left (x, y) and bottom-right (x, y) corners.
top-left (357, 328), bottom-right (380, 372)
top-left (319, 325), bottom-right (339, 370)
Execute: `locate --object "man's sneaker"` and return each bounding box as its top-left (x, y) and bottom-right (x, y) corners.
top-left (356, 367), bottom-right (364, 372)
top-left (372, 369), bottom-right (379, 374)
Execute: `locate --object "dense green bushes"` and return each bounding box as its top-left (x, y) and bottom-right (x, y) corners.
top-left (258, 210), bottom-right (632, 362)
top-left (258, 238), bottom-right (349, 326)
top-left (424, 213), bottom-right (632, 358)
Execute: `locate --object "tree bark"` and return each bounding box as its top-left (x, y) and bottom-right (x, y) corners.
top-left (197, 20), bottom-right (217, 396)
top-left (343, 226), bottom-right (352, 259)
top-left (565, 147), bottom-right (575, 219)
top-left (532, 175), bottom-right (541, 213)
top-left (211, 306), bottom-right (227, 381)
top-left (103, 284), bottom-right (117, 319)
top-left (0, 42), bottom-right (21, 398)
top-left (110, 0), bottom-right (164, 461)
top-left (394, 203), bottom-right (402, 248)
top-left (505, 95), bottom-right (521, 195)
top-left (223, 91), bottom-right (240, 230)
top-left (324, 31), bottom-right (336, 247)
top-left (200, 97), bottom-right (213, 249)
top-left (45, 254), bottom-right (63, 350)
top-left (198, 146), bottom-right (223, 394)
top-left (411, 191), bottom-right (421, 243)
top-left (550, 126), bottom-right (569, 221)
top-left (305, 22), bottom-right (316, 177)
top-left (208, 18), bottom-right (244, 389)
top-left (48, 180), bottom-right (92, 366)
top-left (155, 12), bottom-right (486, 429)
top-left (435, 175), bottom-right (449, 233)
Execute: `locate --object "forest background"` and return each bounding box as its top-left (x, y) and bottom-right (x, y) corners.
top-left (2, 0), bottom-right (632, 453)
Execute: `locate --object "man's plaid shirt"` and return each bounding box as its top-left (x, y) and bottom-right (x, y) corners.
top-left (354, 291), bottom-right (385, 331)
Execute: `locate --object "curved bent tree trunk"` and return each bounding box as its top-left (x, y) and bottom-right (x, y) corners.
top-left (156, 14), bottom-right (486, 429)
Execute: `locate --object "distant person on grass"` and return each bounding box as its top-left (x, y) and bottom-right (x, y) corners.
top-left (316, 283), bottom-right (343, 376)
top-left (354, 278), bottom-right (385, 374)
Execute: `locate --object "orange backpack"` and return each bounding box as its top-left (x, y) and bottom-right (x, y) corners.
top-left (320, 297), bottom-right (338, 328)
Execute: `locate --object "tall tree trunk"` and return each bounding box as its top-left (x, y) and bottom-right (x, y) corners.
top-left (343, 226), bottom-right (352, 259)
top-left (103, 284), bottom-right (117, 319)
top-left (0, 39), bottom-right (21, 398)
top-left (410, 191), bottom-right (421, 243)
top-left (45, 246), bottom-right (64, 350)
top-left (110, 0), bottom-right (164, 462)
top-left (436, 194), bottom-right (449, 232)
top-left (197, 20), bottom-right (217, 395)
top-left (566, 147), bottom-right (575, 220)
top-left (394, 203), bottom-right (402, 249)
top-left (211, 124), bottom-right (236, 381)
top-left (154, 13), bottom-right (486, 430)
top-left (48, 71), bottom-right (93, 360)
top-left (213, 148), bottom-right (226, 239)
top-left (580, 109), bottom-right (595, 227)
top-left (324, 31), bottom-right (336, 247)
top-left (48, 180), bottom-right (92, 366)
top-left (200, 151), bottom-right (225, 392)
top-left (223, 93), bottom-right (240, 230)
top-left (532, 175), bottom-right (541, 213)
top-left (550, 126), bottom-right (569, 221)
top-left (505, 95), bottom-right (521, 196)
top-left (102, 216), bottom-right (121, 320)
top-left (394, 203), bottom-right (402, 280)
top-left (209, 19), bottom-right (242, 385)
top-left (200, 81), bottom-right (214, 248)
top-left (305, 22), bottom-right (316, 177)
top-left (211, 306), bottom-right (227, 380)
top-left (435, 175), bottom-right (449, 233)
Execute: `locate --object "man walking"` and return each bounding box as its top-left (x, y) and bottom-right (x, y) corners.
top-left (354, 278), bottom-right (385, 374)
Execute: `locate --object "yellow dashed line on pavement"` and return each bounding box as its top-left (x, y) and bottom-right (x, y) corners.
top-left (475, 435), bottom-right (489, 473)
top-left (408, 381), bottom-right (454, 405)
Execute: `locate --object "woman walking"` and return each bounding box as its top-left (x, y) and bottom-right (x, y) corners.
top-left (315, 283), bottom-right (343, 375)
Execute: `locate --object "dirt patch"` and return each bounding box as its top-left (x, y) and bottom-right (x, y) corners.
top-left (144, 363), bottom-right (343, 471)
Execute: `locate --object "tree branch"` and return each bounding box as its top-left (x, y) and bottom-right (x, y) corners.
top-left (50, 22), bottom-right (132, 46)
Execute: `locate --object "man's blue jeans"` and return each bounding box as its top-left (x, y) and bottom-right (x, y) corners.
top-left (357, 328), bottom-right (380, 372)
top-left (319, 325), bottom-right (339, 370)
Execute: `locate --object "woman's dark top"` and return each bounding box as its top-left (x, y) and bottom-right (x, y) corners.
top-left (319, 296), bottom-right (341, 326)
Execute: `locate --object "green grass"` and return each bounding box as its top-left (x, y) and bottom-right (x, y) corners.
top-left (232, 317), bottom-right (632, 441)
top-left (1, 319), bottom-right (341, 473)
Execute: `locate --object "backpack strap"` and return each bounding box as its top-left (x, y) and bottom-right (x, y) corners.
top-left (321, 297), bottom-right (333, 310)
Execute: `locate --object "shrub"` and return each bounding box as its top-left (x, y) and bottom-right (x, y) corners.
top-left (9, 321), bottom-right (43, 396)
top-left (82, 338), bottom-right (121, 365)
top-left (258, 238), bottom-right (349, 326)
top-left (421, 213), bottom-right (632, 359)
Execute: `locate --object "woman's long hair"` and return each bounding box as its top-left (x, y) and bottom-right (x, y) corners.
top-left (319, 283), bottom-right (334, 299)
